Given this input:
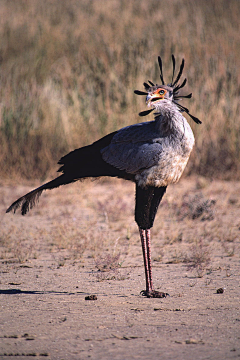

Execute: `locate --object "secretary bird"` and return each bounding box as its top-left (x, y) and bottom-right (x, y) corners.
top-left (6, 55), bottom-right (201, 298)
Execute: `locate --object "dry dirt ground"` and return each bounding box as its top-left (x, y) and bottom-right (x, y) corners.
top-left (0, 177), bottom-right (239, 360)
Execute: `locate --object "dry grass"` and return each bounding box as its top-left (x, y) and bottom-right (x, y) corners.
top-left (0, 224), bottom-right (35, 263)
top-left (183, 238), bottom-right (211, 277)
top-left (0, 0), bottom-right (239, 180)
top-left (176, 193), bottom-right (216, 221)
top-left (94, 252), bottom-right (126, 281)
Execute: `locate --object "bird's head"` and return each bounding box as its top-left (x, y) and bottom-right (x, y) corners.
top-left (134, 55), bottom-right (201, 124)
top-left (145, 85), bottom-right (174, 107)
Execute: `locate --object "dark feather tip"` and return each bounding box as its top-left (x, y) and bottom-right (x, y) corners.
top-left (171, 54), bottom-right (176, 84)
top-left (143, 82), bottom-right (150, 89)
top-left (158, 56), bottom-right (165, 84)
top-left (175, 102), bottom-right (201, 124)
top-left (148, 80), bottom-right (155, 86)
top-left (172, 59), bottom-right (185, 87)
top-left (189, 113), bottom-right (202, 124)
top-left (139, 109), bottom-right (154, 117)
top-left (175, 93), bottom-right (192, 100)
top-left (134, 90), bottom-right (148, 96)
top-left (173, 78), bottom-right (187, 92)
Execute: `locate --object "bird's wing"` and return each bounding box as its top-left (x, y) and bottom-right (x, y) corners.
top-left (101, 121), bottom-right (164, 174)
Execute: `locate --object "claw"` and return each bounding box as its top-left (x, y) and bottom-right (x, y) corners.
top-left (140, 290), bottom-right (169, 298)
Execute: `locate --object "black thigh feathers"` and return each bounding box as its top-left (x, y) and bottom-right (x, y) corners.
top-left (135, 185), bottom-right (167, 229)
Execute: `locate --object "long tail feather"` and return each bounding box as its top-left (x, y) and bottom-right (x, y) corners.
top-left (6, 175), bottom-right (72, 215)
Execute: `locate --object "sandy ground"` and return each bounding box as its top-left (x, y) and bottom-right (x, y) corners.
top-left (0, 177), bottom-right (240, 360)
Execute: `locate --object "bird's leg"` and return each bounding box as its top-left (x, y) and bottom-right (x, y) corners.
top-left (140, 228), bottom-right (169, 299)
top-left (145, 229), bottom-right (154, 290)
top-left (139, 228), bottom-right (151, 292)
top-left (136, 185), bottom-right (169, 298)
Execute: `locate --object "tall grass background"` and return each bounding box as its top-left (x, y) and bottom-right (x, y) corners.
top-left (0, 0), bottom-right (239, 180)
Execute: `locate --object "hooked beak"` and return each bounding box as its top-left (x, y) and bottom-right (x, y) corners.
top-left (146, 93), bottom-right (153, 106)
top-left (146, 93), bottom-right (162, 107)
top-left (146, 94), bottom-right (151, 102)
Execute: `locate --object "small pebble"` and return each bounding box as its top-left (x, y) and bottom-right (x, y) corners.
top-left (85, 294), bottom-right (97, 300)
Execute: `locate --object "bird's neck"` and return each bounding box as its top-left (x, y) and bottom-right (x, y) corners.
top-left (154, 102), bottom-right (188, 137)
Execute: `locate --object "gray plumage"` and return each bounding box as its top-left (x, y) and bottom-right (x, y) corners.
top-left (102, 98), bottom-right (195, 188)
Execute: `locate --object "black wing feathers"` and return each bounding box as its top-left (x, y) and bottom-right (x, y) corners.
top-left (6, 131), bottom-right (134, 215)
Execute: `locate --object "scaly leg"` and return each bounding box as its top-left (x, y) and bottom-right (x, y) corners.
top-left (139, 228), bottom-right (151, 292)
top-left (139, 228), bottom-right (169, 298)
top-left (145, 229), bottom-right (154, 290)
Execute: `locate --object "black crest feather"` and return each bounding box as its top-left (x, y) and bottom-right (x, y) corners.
top-left (172, 59), bottom-right (185, 87)
top-left (143, 82), bottom-right (150, 89)
top-left (174, 102), bottom-right (202, 124)
top-left (134, 54), bottom-right (201, 124)
top-left (171, 54), bottom-right (176, 84)
top-left (138, 109), bottom-right (154, 117)
top-left (148, 80), bottom-right (155, 86)
top-left (173, 78), bottom-right (187, 93)
top-left (158, 56), bottom-right (165, 84)
top-left (134, 90), bottom-right (148, 96)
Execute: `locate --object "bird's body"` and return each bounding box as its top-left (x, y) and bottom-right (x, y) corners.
top-left (6, 56), bottom-right (200, 298)
top-left (102, 101), bottom-right (195, 188)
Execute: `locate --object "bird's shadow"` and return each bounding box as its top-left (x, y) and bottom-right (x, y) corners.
top-left (0, 288), bottom-right (132, 297)
top-left (0, 289), bottom-right (128, 298)
top-left (0, 288), bottom-right (86, 295)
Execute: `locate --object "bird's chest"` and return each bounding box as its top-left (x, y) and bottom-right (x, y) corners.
top-left (135, 135), bottom-right (194, 188)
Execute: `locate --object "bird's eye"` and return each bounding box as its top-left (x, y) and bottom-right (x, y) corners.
top-left (159, 90), bottom-right (165, 95)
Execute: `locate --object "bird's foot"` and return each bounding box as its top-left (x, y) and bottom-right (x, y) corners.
top-left (140, 290), bottom-right (169, 298)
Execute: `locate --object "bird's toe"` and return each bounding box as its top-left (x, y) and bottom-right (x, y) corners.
top-left (141, 290), bottom-right (169, 298)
